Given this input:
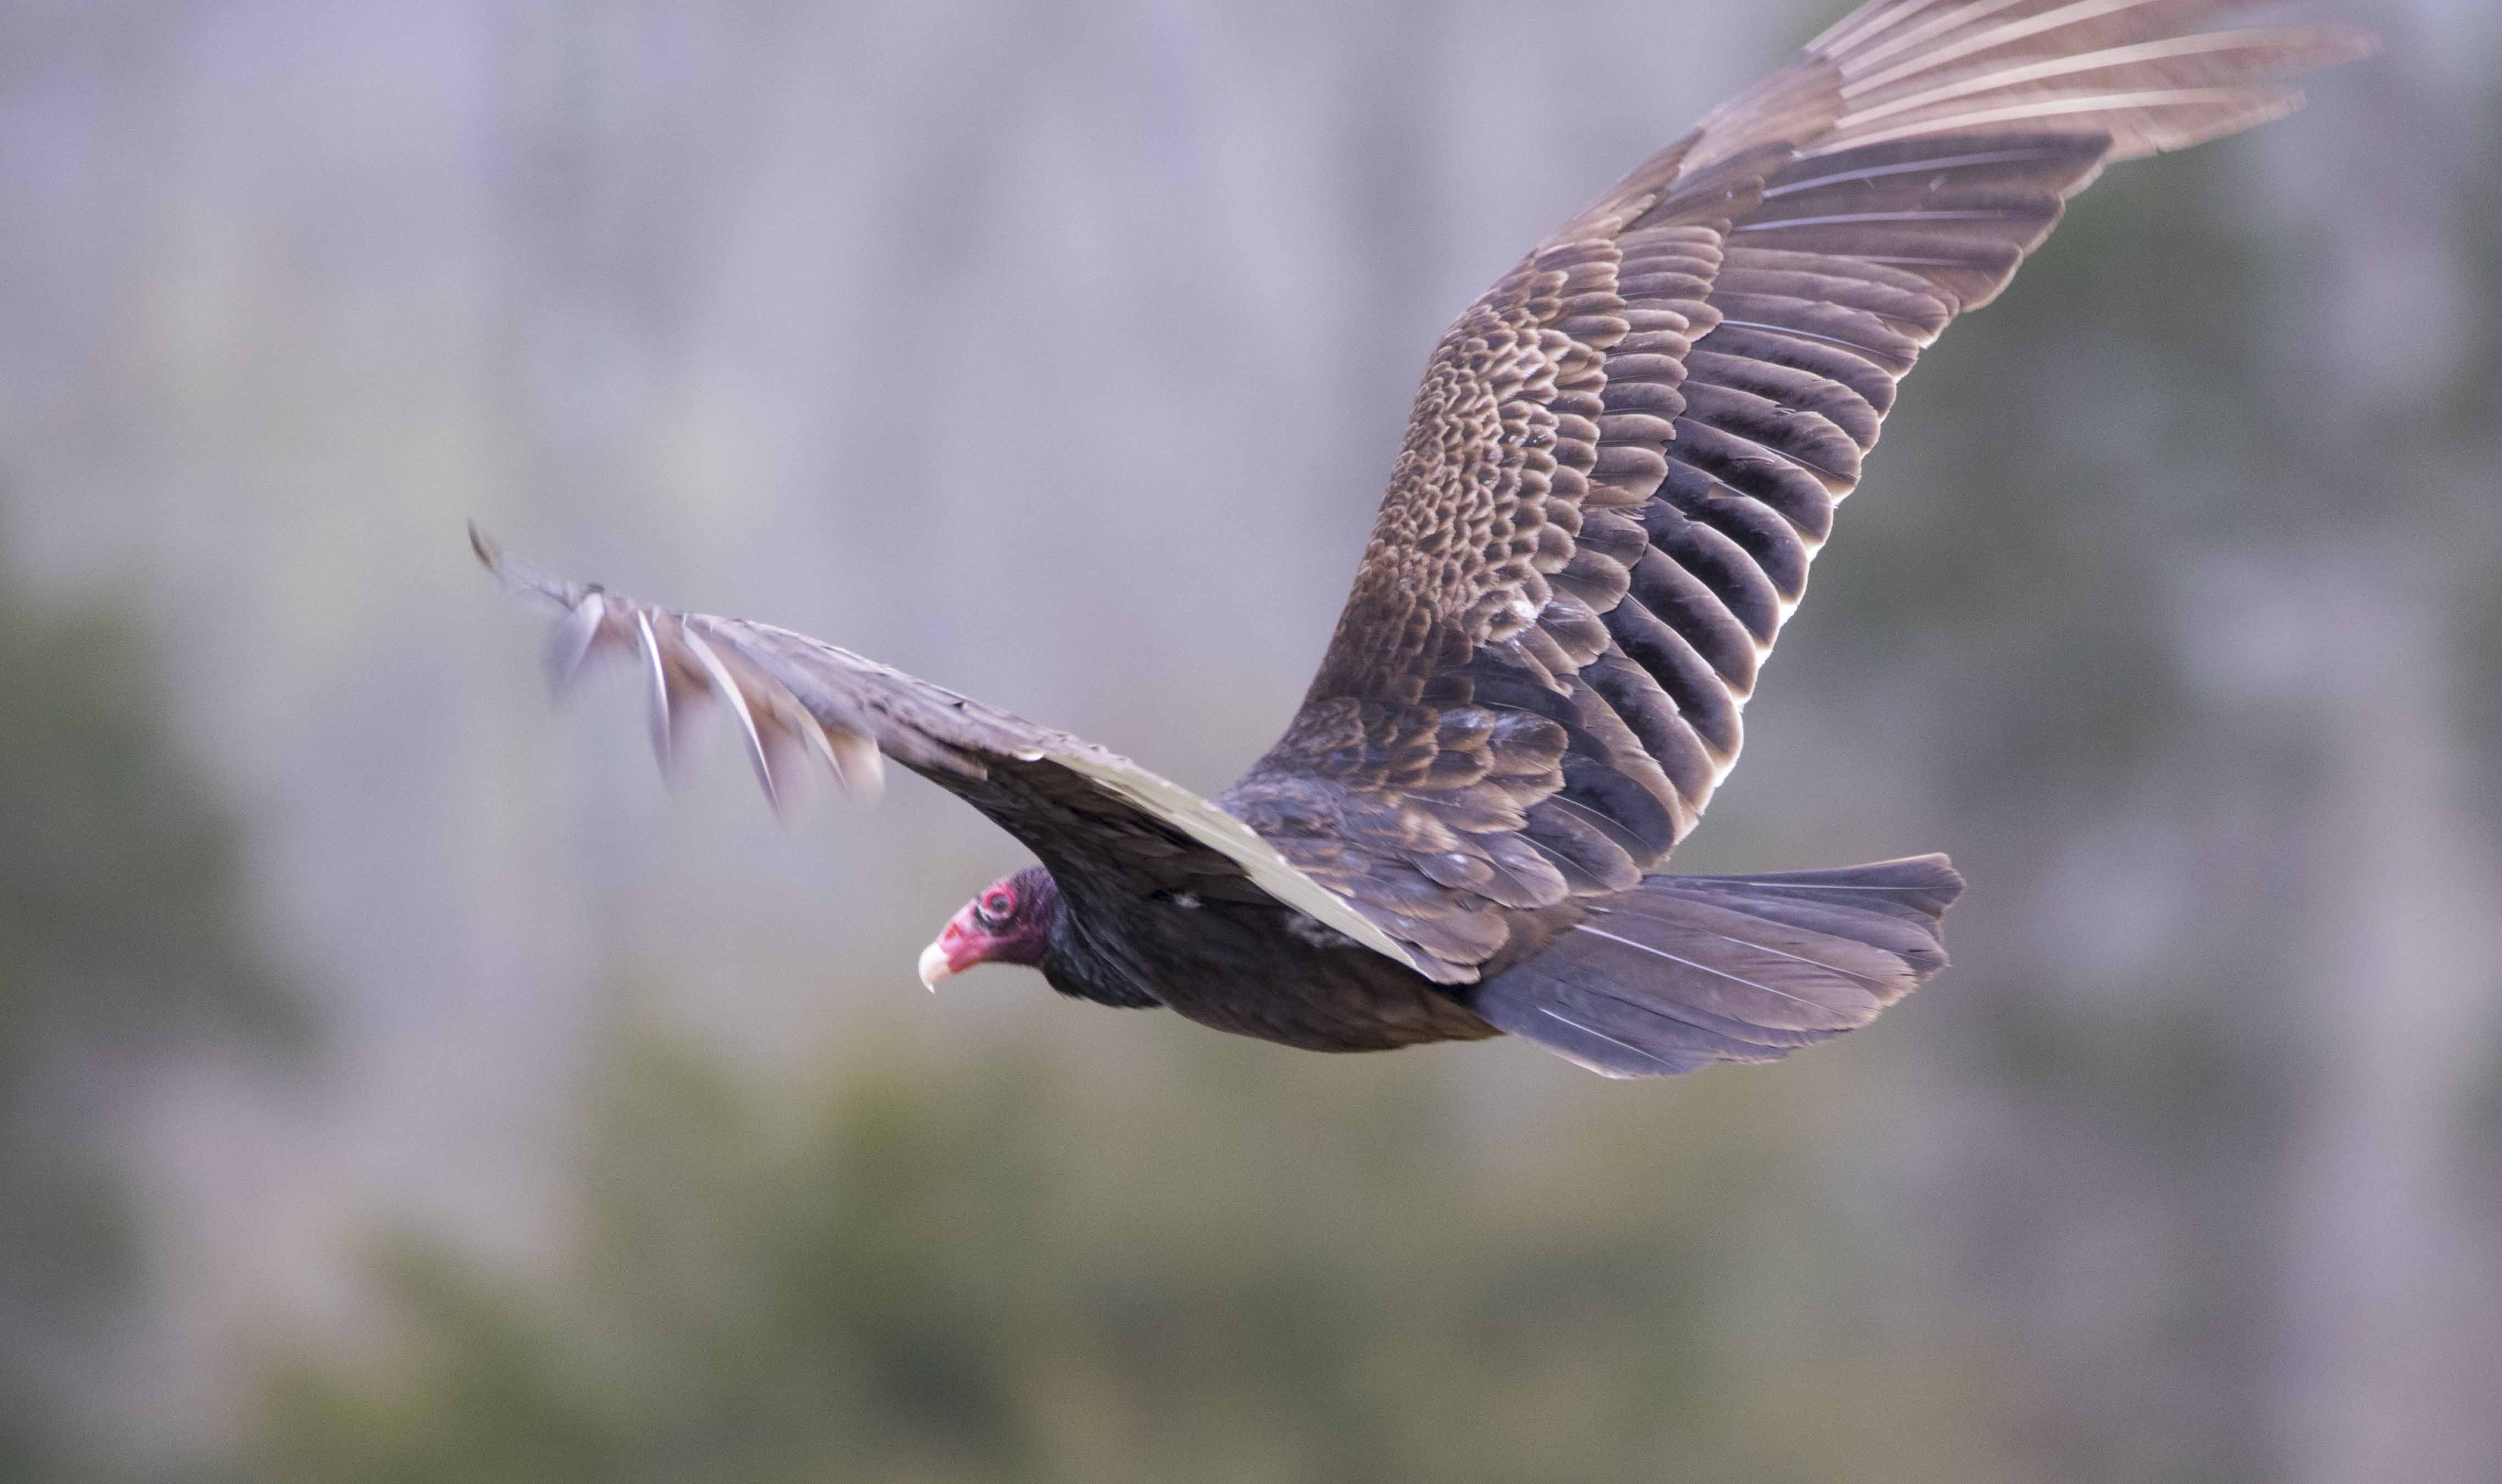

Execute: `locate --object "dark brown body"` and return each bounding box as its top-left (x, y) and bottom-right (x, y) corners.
top-left (1040, 866), bottom-right (1513, 1052)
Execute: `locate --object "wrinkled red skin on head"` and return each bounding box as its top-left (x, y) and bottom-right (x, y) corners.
top-left (925, 864), bottom-right (1058, 981)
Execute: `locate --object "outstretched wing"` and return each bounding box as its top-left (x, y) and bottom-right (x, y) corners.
top-left (1228, 0), bottom-right (2370, 979)
top-left (470, 526), bottom-right (1436, 977)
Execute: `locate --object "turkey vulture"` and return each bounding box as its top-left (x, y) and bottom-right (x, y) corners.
top-left (476, 0), bottom-right (2369, 1077)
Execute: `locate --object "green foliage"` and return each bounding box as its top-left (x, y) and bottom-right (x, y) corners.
top-left (249, 1029), bottom-right (2030, 1484)
top-left (0, 547), bottom-right (300, 1481)
top-left (0, 594), bottom-right (299, 1056)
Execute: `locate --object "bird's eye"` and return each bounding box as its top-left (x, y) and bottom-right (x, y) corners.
top-left (978, 889), bottom-right (1014, 925)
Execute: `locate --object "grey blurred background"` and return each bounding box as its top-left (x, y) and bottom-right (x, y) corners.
top-left (2, 1), bottom-right (2494, 1480)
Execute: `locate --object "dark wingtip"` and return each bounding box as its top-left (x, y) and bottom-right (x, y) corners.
top-left (468, 520), bottom-right (503, 575)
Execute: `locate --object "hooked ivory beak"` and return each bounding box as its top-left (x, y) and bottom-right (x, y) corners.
top-left (918, 917), bottom-right (979, 991)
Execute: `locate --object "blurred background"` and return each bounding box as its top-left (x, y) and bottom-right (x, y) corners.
top-left (1, 1), bottom-right (2495, 1479)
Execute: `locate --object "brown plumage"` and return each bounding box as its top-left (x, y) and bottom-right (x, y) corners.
top-left (478, 0), bottom-right (2371, 1076)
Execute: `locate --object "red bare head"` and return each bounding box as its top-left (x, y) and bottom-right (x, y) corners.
top-left (917, 865), bottom-right (1059, 990)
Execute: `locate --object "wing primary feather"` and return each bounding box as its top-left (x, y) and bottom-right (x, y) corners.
top-left (1840, 29), bottom-right (2360, 113)
top-left (821, 721), bottom-right (886, 804)
top-left (1814, 85), bottom-right (2300, 155)
top-left (544, 590), bottom-right (606, 697)
top-left (634, 610), bottom-right (673, 774)
top-left (1806, 0), bottom-right (1957, 54)
top-left (467, 520), bottom-right (505, 576)
top-left (784, 701), bottom-right (846, 780)
top-left (1837, 0), bottom-right (2169, 80)
top-left (1760, 141), bottom-right (2082, 196)
top-left (681, 627), bottom-right (781, 814)
top-left (1735, 207), bottom-right (2053, 230)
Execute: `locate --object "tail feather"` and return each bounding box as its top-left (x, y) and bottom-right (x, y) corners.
top-left (1468, 854), bottom-right (1964, 1078)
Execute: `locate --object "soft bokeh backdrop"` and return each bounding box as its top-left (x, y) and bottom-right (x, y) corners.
top-left (2, 1), bottom-right (2494, 1480)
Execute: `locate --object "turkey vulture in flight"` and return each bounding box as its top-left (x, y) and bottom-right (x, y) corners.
top-left (476, 0), bottom-right (2369, 1076)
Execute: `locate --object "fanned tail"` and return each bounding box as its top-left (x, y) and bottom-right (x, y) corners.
top-left (1468, 854), bottom-right (1964, 1078)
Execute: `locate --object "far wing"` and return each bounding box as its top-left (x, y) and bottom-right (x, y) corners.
top-left (1230, 0), bottom-right (2370, 980)
top-left (471, 526), bottom-right (1439, 977)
